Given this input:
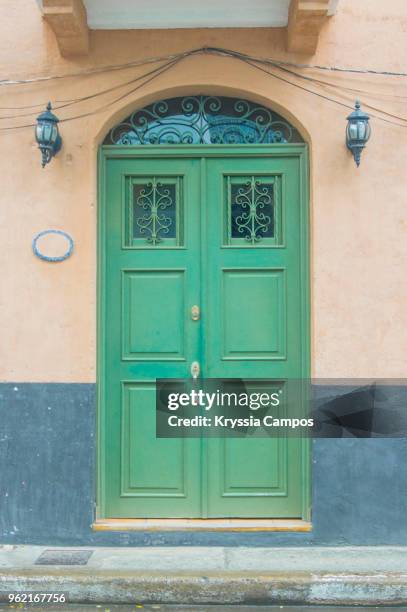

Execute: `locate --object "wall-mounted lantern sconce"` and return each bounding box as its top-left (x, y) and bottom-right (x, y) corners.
top-left (346, 100), bottom-right (371, 167)
top-left (35, 102), bottom-right (62, 168)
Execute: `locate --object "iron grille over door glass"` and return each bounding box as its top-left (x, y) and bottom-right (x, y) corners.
top-left (104, 96), bottom-right (304, 145)
top-left (231, 178), bottom-right (274, 243)
top-left (125, 176), bottom-right (182, 247)
top-left (225, 175), bottom-right (282, 246)
top-left (133, 180), bottom-right (176, 245)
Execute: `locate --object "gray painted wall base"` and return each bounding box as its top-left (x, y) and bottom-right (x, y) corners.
top-left (1, 383), bottom-right (407, 546)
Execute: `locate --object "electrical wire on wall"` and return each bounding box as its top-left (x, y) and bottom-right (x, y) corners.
top-left (0, 46), bottom-right (406, 131)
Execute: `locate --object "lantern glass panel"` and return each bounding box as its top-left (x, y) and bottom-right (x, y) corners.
top-left (44, 123), bottom-right (53, 144)
top-left (365, 122), bottom-right (371, 141)
top-left (347, 122), bottom-right (358, 140)
top-left (35, 123), bottom-right (43, 143)
top-left (51, 124), bottom-right (58, 145)
top-left (357, 121), bottom-right (367, 140)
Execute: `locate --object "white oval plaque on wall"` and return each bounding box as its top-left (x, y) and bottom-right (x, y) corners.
top-left (32, 229), bottom-right (74, 262)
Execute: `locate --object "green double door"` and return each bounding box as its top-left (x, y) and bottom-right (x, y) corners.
top-left (101, 146), bottom-right (309, 519)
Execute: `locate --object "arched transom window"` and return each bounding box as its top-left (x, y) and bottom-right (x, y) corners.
top-left (104, 95), bottom-right (304, 145)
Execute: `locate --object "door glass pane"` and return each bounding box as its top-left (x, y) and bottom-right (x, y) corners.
top-left (133, 181), bottom-right (176, 242)
top-left (126, 177), bottom-right (182, 247)
top-left (231, 179), bottom-right (274, 242)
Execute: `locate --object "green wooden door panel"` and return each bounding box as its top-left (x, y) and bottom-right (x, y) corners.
top-left (222, 269), bottom-right (286, 360)
top-left (205, 156), bottom-right (303, 379)
top-left (204, 156), bottom-right (305, 518)
top-left (103, 157), bottom-right (202, 517)
top-left (206, 437), bottom-right (302, 518)
top-left (99, 147), bottom-right (309, 520)
top-left (123, 383), bottom-right (185, 491)
top-left (123, 270), bottom-right (186, 360)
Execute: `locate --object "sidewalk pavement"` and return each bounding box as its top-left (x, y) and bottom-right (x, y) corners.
top-left (1, 545), bottom-right (407, 606)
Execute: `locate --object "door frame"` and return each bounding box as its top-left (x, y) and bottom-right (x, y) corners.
top-left (97, 144), bottom-right (310, 523)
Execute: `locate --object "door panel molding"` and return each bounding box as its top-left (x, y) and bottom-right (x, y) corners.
top-left (221, 267), bottom-right (287, 361)
top-left (121, 268), bottom-right (187, 361)
top-left (121, 380), bottom-right (188, 498)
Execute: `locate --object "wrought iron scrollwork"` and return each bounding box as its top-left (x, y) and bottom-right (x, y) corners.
top-left (135, 179), bottom-right (174, 245)
top-left (104, 96), bottom-right (303, 145)
top-left (233, 178), bottom-right (273, 244)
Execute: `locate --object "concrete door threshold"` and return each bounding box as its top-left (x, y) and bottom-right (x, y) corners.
top-left (92, 518), bottom-right (312, 531)
top-left (1, 545), bottom-right (407, 606)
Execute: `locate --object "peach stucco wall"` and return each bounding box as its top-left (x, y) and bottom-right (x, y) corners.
top-left (0, 0), bottom-right (406, 381)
